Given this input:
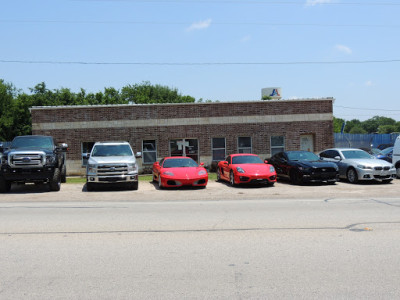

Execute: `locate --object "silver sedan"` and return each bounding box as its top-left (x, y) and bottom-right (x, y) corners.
top-left (319, 148), bottom-right (396, 183)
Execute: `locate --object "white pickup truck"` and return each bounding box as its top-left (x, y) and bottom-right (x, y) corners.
top-left (85, 141), bottom-right (140, 191)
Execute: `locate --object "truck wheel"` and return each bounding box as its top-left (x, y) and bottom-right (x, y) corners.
top-left (86, 182), bottom-right (94, 191)
top-left (130, 182), bottom-right (138, 190)
top-left (49, 168), bottom-right (61, 191)
top-left (61, 164), bottom-right (67, 183)
top-left (0, 177), bottom-right (11, 193)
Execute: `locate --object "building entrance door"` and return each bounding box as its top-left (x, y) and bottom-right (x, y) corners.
top-left (169, 139), bottom-right (199, 162)
top-left (300, 134), bottom-right (314, 152)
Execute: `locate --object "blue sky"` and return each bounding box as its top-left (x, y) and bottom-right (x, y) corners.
top-left (1, 0), bottom-right (399, 121)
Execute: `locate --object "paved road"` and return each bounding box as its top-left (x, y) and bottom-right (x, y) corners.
top-left (1, 188), bottom-right (400, 299)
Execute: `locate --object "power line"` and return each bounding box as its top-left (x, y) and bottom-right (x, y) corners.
top-left (1, 19), bottom-right (398, 28)
top-left (70, 0), bottom-right (400, 6)
top-left (334, 105), bottom-right (400, 112)
top-left (1, 59), bottom-right (400, 65)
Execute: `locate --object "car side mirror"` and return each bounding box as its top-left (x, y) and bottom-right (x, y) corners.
top-left (83, 153), bottom-right (90, 159)
top-left (334, 156), bottom-right (341, 161)
top-left (135, 152), bottom-right (142, 158)
top-left (57, 143), bottom-right (68, 152)
top-left (153, 162), bottom-right (159, 167)
top-left (222, 161), bottom-right (228, 166)
top-left (264, 159), bottom-right (269, 164)
top-left (199, 162), bottom-right (205, 166)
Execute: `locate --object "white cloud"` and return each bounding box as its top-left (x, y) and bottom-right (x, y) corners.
top-left (240, 35), bottom-right (251, 43)
top-left (365, 80), bottom-right (374, 87)
top-left (305, 0), bottom-right (333, 6)
top-left (186, 19), bottom-right (212, 32)
top-left (335, 44), bottom-right (352, 54)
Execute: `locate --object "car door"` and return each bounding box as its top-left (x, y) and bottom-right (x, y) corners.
top-left (321, 150), bottom-right (346, 177)
top-left (221, 156), bottom-right (232, 179)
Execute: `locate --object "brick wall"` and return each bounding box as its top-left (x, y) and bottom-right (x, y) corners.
top-left (31, 99), bottom-right (334, 174)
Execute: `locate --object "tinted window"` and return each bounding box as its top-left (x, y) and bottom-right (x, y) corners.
top-left (232, 155), bottom-right (263, 164)
top-left (287, 151), bottom-right (319, 161)
top-left (11, 136), bottom-right (53, 150)
top-left (342, 150), bottom-right (372, 159)
top-left (92, 144), bottom-right (133, 157)
top-left (163, 158), bottom-right (198, 168)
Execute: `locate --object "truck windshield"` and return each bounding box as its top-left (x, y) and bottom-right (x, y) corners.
top-left (11, 136), bottom-right (53, 150)
top-left (91, 145), bottom-right (133, 157)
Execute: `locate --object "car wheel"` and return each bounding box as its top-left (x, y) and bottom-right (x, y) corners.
top-left (0, 176), bottom-right (11, 193)
top-left (347, 168), bottom-right (359, 184)
top-left (49, 168), bottom-right (61, 191)
top-left (229, 171), bottom-right (236, 186)
top-left (290, 170), bottom-right (302, 185)
top-left (216, 168), bottom-right (221, 182)
top-left (158, 176), bottom-right (163, 189)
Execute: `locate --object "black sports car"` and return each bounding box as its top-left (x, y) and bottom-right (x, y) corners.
top-left (268, 151), bottom-right (339, 185)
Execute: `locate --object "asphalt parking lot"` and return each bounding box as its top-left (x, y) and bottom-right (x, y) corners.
top-left (1, 177), bottom-right (399, 202)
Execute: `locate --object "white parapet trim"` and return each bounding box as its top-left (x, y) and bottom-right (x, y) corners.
top-left (33, 113), bottom-right (333, 131)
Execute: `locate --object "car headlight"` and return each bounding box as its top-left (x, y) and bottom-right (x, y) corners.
top-left (198, 170), bottom-right (207, 175)
top-left (269, 166), bottom-right (275, 173)
top-left (87, 164), bottom-right (97, 174)
top-left (163, 171), bottom-right (174, 176)
top-left (127, 163), bottom-right (137, 173)
top-left (46, 155), bottom-right (56, 164)
top-left (236, 167), bottom-right (245, 173)
top-left (357, 165), bottom-right (372, 170)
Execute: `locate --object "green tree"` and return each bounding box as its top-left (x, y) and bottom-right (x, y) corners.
top-left (333, 117), bottom-right (345, 133)
top-left (362, 116), bottom-right (396, 133)
top-left (349, 125), bottom-right (367, 134)
top-left (121, 81), bottom-right (195, 104)
top-left (0, 80), bottom-right (17, 140)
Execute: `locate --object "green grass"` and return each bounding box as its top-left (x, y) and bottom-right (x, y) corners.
top-left (67, 172), bottom-right (217, 184)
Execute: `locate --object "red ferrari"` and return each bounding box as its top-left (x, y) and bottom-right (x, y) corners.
top-left (152, 157), bottom-right (208, 188)
top-left (217, 153), bottom-right (277, 186)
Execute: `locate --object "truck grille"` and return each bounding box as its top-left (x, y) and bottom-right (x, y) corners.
top-left (97, 164), bottom-right (128, 176)
top-left (10, 152), bottom-right (45, 168)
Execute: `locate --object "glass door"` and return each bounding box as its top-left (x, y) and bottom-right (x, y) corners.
top-left (170, 139), bottom-right (199, 162)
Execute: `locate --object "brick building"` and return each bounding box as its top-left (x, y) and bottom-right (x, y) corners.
top-left (31, 98), bottom-right (335, 175)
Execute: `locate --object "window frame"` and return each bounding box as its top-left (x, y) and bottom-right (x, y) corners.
top-left (237, 136), bottom-right (252, 153)
top-left (211, 137), bottom-right (226, 161)
top-left (142, 139), bottom-right (157, 164)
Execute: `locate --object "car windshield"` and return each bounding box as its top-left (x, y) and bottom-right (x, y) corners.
top-left (287, 151), bottom-right (319, 161)
top-left (342, 150), bottom-right (372, 159)
top-left (91, 144), bottom-right (133, 157)
top-left (11, 136), bottom-right (53, 150)
top-left (379, 147), bottom-right (393, 155)
top-left (163, 158), bottom-right (198, 168)
top-left (232, 155), bottom-right (263, 164)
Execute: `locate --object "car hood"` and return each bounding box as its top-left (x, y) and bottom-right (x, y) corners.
top-left (162, 167), bottom-right (207, 178)
top-left (4, 148), bottom-right (54, 156)
top-left (343, 158), bottom-right (393, 167)
top-left (233, 163), bottom-right (274, 174)
top-left (88, 156), bottom-right (136, 165)
top-left (294, 160), bottom-right (337, 168)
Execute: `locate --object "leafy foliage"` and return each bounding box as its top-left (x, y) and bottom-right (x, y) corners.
top-left (333, 116), bottom-right (400, 134)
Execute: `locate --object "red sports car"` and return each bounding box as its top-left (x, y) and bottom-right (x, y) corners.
top-left (152, 157), bottom-right (208, 188)
top-left (217, 153), bottom-right (277, 186)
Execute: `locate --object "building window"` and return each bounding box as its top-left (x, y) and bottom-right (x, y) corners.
top-left (143, 140), bottom-right (157, 164)
top-left (271, 136), bottom-right (285, 155)
top-left (81, 142), bottom-right (95, 166)
top-left (212, 138), bottom-right (226, 161)
top-left (238, 137), bottom-right (252, 153)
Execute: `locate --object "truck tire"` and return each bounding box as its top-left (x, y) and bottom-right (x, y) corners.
top-left (49, 168), bottom-right (61, 191)
top-left (0, 176), bottom-right (11, 193)
top-left (86, 182), bottom-right (94, 191)
top-left (130, 182), bottom-right (138, 190)
top-left (61, 164), bottom-right (67, 183)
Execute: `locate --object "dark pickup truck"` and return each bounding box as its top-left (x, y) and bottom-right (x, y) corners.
top-left (0, 135), bottom-right (68, 192)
